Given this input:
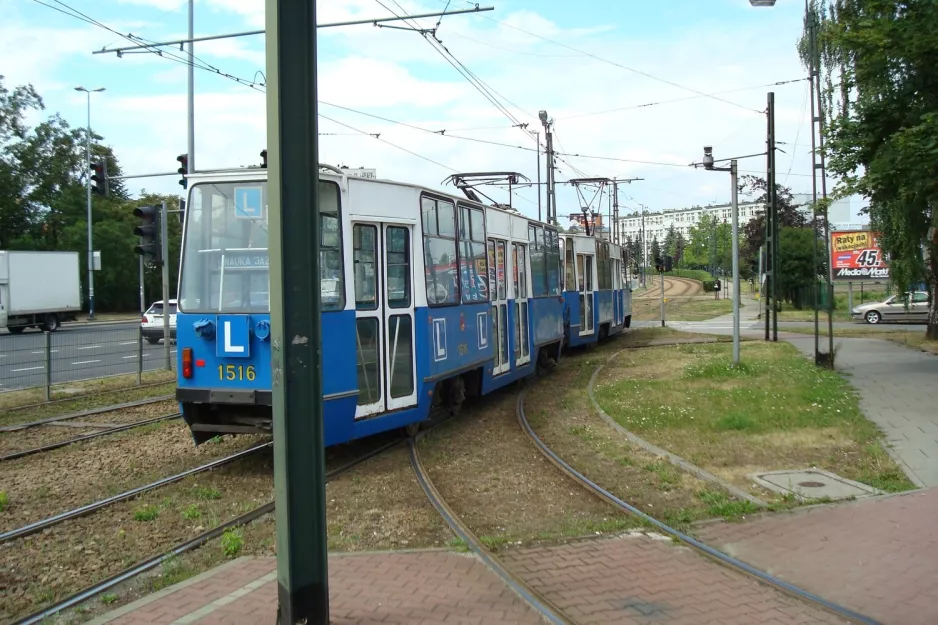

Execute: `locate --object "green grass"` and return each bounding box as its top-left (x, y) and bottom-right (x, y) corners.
top-left (594, 341), bottom-right (917, 496)
top-left (133, 504), bottom-right (160, 522)
top-left (665, 298), bottom-right (734, 321)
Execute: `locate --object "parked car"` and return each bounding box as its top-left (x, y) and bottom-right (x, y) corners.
top-left (141, 299), bottom-right (177, 344)
top-left (851, 291), bottom-right (930, 324)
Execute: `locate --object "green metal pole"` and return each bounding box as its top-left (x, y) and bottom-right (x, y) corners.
top-left (266, 0), bottom-right (329, 623)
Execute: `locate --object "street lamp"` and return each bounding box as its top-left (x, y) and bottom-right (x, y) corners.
top-left (75, 85), bottom-right (106, 320)
top-left (702, 146), bottom-right (741, 365)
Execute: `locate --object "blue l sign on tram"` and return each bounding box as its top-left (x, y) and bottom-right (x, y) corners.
top-left (233, 187), bottom-right (263, 220)
top-left (217, 315), bottom-right (251, 358)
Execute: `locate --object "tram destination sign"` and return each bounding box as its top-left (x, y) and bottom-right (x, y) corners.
top-left (830, 230), bottom-right (889, 281)
top-left (214, 251), bottom-right (269, 270)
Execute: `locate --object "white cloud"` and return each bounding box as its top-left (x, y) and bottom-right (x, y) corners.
top-left (6, 0), bottom-right (839, 221)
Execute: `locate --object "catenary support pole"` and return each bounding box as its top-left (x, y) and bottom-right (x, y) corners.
top-left (731, 159), bottom-right (740, 365)
top-left (767, 91), bottom-right (778, 342)
top-left (536, 131), bottom-right (542, 223)
top-left (266, 0), bottom-right (330, 622)
top-left (160, 201), bottom-right (171, 371)
top-left (187, 0), bottom-right (195, 174)
top-left (660, 268), bottom-right (666, 327)
top-left (84, 93), bottom-right (95, 320)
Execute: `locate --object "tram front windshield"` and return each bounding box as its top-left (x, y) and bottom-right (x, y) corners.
top-left (178, 180), bottom-right (343, 314)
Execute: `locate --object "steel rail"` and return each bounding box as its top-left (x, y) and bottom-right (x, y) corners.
top-left (13, 436), bottom-right (404, 625)
top-left (1, 381), bottom-right (173, 413)
top-left (0, 442), bottom-right (270, 544)
top-left (515, 383), bottom-right (882, 625)
top-left (0, 412), bottom-right (183, 462)
top-left (0, 395), bottom-right (176, 432)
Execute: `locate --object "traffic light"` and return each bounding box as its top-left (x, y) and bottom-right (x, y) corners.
top-left (654, 256), bottom-right (664, 272)
top-left (133, 204), bottom-right (162, 265)
top-left (664, 255), bottom-right (673, 272)
top-left (260, 149), bottom-right (267, 168)
top-left (91, 160), bottom-right (108, 196)
top-left (177, 153), bottom-right (189, 189)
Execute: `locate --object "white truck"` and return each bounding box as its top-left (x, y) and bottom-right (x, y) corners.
top-left (0, 251), bottom-right (81, 333)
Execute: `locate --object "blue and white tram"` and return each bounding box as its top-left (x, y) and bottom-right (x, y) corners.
top-left (560, 233), bottom-right (632, 348)
top-left (174, 164), bottom-right (564, 446)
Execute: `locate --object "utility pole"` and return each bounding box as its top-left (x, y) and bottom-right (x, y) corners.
top-left (187, 0), bottom-right (195, 175)
top-left (641, 205), bottom-right (647, 288)
top-left (266, 0), bottom-right (329, 622)
top-left (75, 86), bottom-right (105, 319)
top-left (160, 201), bottom-right (171, 370)
top-left (612, 180), bottom-right (620, 244)
top-left (731, 159), bottom-right (740, 364)
top-left (765, 91), bottom-right (778, 342)
top-left (539, 110), bottom-right (555, 225)
top-left (536, 130), bottom-right (542, 222)
top-left (806, 3), bottom-right (835, 364)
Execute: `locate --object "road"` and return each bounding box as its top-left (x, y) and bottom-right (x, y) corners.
top-left (0, 322), bottom-right (176, 392)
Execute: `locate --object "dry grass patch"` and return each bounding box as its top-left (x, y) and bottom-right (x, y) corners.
top-left (524, 346), bottom-right (723, 530)
top-left (417, 387), bottom-right (638, 552)
top-left (594, 341), bottom-right (916, 499)
top-left (3, 436), bottom-right (448, 624)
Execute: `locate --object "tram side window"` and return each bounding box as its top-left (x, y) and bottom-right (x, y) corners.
top-left (320, 181), bottom-right (344, 311)
top-left (564, 237), bottom-right (575, 292)
top-left (459, 205), bottom-right (489, 304)
top-left (422, 197), bottom-right (458, 306)
top-left (547, 229), bottom-right (561, 296)
top-left (598, 243), bottom-right (610, 290)
top-left (353, 224), bottom-right (378, 310)
top-left (529, 224), bottom-right (547, 297)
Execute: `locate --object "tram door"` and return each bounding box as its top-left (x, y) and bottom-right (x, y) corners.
top-left (577, 253), bottom-right (595, 336)
top-left (613, 256), bottom-right (623, 326)
top-left (513, 242), bottom-right (531, 367)
top-left (353, 222), bottom-right (417, 418)
top-left (489, 238), bottom-right (510, 376)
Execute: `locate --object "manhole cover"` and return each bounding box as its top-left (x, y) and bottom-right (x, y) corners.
top-left (748, 469), bottom-right (885, 501)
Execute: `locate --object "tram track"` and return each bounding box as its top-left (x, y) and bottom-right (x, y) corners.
top-left (0, 394), bottom-right (175, 432)
top-left (13, 435), bottom-right (403, 625)
top-left (0, 411), bottom-right (183, 462)
top-left (513, 366), bottom-right (881, 625)
top-left (0, 442), bottom-right (271, 544)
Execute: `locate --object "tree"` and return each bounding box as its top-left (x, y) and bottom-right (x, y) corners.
top-left (807, 0), bottom-right (938, 339)
top-left (738, 174), bottom-right (809, 274)
top-left (778, 227), bottom-right (818, 308)
top-left (674, 231), bottom-right (686, 267)
top-left (650, 237), bottom-right (660, 265)
top-left (663, 225), bottom-right (676, 260)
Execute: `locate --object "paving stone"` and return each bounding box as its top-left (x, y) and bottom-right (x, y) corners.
top-left (695, 488), bottom-right (938, 625)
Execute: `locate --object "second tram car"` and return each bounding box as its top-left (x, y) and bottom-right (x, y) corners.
top-left (174, 165), bottom-right (632, 446)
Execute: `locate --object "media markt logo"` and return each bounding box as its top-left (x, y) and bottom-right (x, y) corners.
top-left (835, 267), bottom-right (889, 278)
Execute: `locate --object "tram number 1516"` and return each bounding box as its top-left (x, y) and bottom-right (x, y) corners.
top-left (219, 364), bottom-right (256, 381)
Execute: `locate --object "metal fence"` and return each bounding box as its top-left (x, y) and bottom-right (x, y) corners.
top-left (0, 326), bottom-right (176, 398)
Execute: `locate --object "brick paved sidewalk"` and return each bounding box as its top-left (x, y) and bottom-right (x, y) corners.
top-left (695, 487), bottom-right (938, 625)
top-left (91, 534), bottom-right (850, 625)
top-left (89, 550), bottom-right (544, 625)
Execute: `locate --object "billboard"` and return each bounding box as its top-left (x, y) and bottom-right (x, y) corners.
top-left (830, 230), bottom-right (889, 281)
top-left (568, 213), bottom-right (602, 229)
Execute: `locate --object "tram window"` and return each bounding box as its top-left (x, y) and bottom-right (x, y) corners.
top-left (353, 224), bottom-right (378, 310)
top-left (355, 318), bottom-right (381, 406)
top-left (530, 224), bottom-right (547, 297)
top-left (487, 240), bottom-right (496, 301)
top-left (459, 205), bottom-right (489, 304)
top-left (515, 244), bottom-right (528, 299)
top-left (565, 238), bottom-right (575, 291)
top-left (496, 240), bottom-right (507, 301)
top-left (421, 196), bottom-right (458, 306)
top-left (386, 226), bottom-right (411, 309)
top-left (319, 181), bottom-right (344, 312)
top-left (547, 229), bottom-right (561, 296)
top-left (388, 315), bottom-right (414, 398)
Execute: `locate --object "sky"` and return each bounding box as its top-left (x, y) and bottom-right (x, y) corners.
top-left (1, 0), bottom-right (867, 225)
